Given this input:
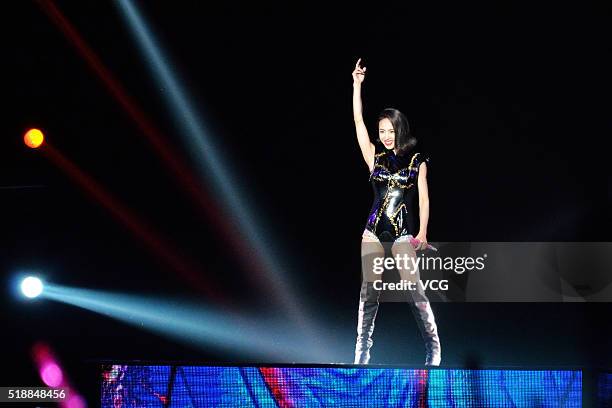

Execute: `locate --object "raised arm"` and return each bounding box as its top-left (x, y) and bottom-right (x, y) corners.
top-left (352, 58), bottom-right (375, 171)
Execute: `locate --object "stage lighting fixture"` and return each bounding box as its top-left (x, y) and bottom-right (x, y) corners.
top-left (21, 276), bottom-right (44, 298)
top-left (24, 128), bottom-right (45, 148)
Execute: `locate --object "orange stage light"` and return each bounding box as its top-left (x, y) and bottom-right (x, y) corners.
top-left (24, 128), bottom-right (45, 148)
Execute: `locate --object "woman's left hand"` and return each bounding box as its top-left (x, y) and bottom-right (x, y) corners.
top-left (414, 232), bottom-right (428, 251)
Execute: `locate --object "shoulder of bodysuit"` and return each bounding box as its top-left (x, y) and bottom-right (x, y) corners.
top-left (414, 152), bottom-right (430, 169)
top-left (374, 141), bottom-right (387, 157)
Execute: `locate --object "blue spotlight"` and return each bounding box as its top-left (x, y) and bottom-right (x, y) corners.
top-left (21, 276), bottom-right (44, 298)
top-left (114, 0), bottom-right (320, 343)
top-left (42, 284), bottom-right (342, 362)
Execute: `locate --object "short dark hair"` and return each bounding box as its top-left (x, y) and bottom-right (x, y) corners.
top-left (377, 108), bottom-right (417, 155)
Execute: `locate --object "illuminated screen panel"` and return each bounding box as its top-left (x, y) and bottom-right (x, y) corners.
top-left (101, 365), bottom-right (582, 407)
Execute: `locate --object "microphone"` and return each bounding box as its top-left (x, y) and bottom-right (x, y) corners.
top-left (409, 237), bottom-right (437, 252)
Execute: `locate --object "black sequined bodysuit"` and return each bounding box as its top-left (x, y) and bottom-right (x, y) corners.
top-left (364, 144), bottom-right (429, 242)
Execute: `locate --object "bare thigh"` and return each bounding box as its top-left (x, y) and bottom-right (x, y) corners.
top-left (361, 231), bottom-right (384, 283)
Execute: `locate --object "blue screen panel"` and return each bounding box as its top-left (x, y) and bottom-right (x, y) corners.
top-left (101, 365), bottom-right (582, 407)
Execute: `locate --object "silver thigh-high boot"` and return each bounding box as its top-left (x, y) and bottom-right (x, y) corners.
top-left (354, 281), bottom-right (381, 364)
top-left (393, 238), bottom-right (442, 366)
top-left (355, 235), bottom-right (384, 364)
top-left (410, 299), bottom-right (442, 366)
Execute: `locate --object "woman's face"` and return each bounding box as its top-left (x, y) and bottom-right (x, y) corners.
top-left (378, 118), bottom-right (395, 150)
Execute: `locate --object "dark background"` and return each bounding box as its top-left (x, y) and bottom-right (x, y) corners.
top-left (2, 1), bottom-right (611, 404)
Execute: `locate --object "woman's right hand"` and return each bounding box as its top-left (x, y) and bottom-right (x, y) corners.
top-left (352, 58), bottom-right (366, 85)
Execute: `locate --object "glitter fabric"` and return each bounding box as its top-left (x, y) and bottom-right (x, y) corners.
top-left (364, 143), bottom-right (429, 242)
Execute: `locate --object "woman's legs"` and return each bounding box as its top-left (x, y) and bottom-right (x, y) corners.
top-left (392, 239), bottom-right (442, 366)
top-left (354, 231), bottom-right (384, 364)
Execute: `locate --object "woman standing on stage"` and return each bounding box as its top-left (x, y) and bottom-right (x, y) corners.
top-left (352, 58), bottom-right (442, 366)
